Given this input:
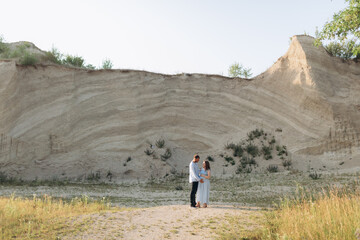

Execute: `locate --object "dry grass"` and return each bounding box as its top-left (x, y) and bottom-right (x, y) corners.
top-left (213, 215), bottom-right (262, 240)
top-left (0, 194), bottom-right (114, 239)
top-left (258, 184), bottom-right (360, 240)
top-left (213, 181), bottom-right (360, 240)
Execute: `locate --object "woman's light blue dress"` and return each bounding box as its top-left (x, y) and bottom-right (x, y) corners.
top-left (196, 168), bottom-right (210, 204)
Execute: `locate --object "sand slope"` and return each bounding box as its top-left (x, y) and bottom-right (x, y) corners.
top-left (0, 35), bottom-right (359, 180)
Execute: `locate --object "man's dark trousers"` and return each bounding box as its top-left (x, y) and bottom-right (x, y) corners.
top-left (190, 181), bottom-right (199, 207)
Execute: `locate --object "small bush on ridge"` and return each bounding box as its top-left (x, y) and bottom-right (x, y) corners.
top-left (245, 143), bottom-right (259, 157)
top-left (161, 148), bottom-right (172, 161)
top-left (309, 172), bottom-right (321, 180)
top-left (102, 58), bottom-right (113, 69)
top-left (224, 156), bottom-right (235, 165)
top-left (144, 149), bottom-right (154, 156)
top-left (207, 156), bottom-right (214, 162)
top-left (267, 164), bottom-right (278, 173)
top-left (62, 55), bottom-right (85, 67)
top-left (156, 139), bottom-right (165, 148)
top-left (20, 52), bottom-right (38, 65)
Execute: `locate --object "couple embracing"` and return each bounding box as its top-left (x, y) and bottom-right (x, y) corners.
top-left (189, 154), bottom-right (211, 208)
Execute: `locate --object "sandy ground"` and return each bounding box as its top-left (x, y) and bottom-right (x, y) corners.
top-left (63, 205), bottom-right (264, 240)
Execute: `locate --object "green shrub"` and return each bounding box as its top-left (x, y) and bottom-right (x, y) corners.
top-left (207, 156), bottom-right (214, 162)
top-left (267, 164), bottom-right (278, 173)
top-left (240, 156), bottom-right (257, 169)
top-left (309, 172), bottom-right (321, 180)
top-left (235, 165), bottom-right (242, 174)
top-left (45, 47), bottom-right (96, 69)
top-left (102, 58), bottom-right (113, 69)
top-left (247, 128), bottom-right (264, 140)
top-left (262, 145), bottom-right (272, 156)
top-left (324, 40), bottom-right (360, 59)
top-left (155, 139), bottom-right (165, 148)
top-left (240, 157), bottom-right (248, 168)
top-left (161, 148), bottom-right (172, 161)
top-left (262, 144), bottom-right (273, 160)
top-left (126, 156), bottom-right (132, 162)
top-left (175, 185), bottom-right (183, 190)
top-left (62, 55), bottom-right (85, 67)
top-left (106, 170), bottom-right (113, 181)
top-left (86, 171), bottom-right (101, 181)
top-left (245, 143), bottom-right (259, 157)
top-left (0, 172), bottom-right (17, 184)
top-left (237, 164), bottom-right (253, 174)
top-left (0, 36), bottom-right (8, 54)
top-left (224, 156), bottom-right (235, 165)
top-left (233, 145), bottom-right (243, 157)
top-left (20, 52), bottom-right (38, 66)
top-left (244, 166), bottom-right (252, 173)
top-left (225, 142), bottom-right (236, 150)
top-left (268, 136), bottom-right (276, 146)
top-left (277, 145), bottom-right (288, 156)
top-left (144, 149), bottom-right (154, 156)
top-left (8, 44), bottom-right (26, 58)
top-left (85, 64), bottom-right (96, 70)
top-left (282, 159), bottom-right (292, 168)
top-left (247, 157), bottom-right (257, 166)
top-left (225, 142), bottom-right (243, 157)
top-left (45, 47), bottom-right (62, 64)
top-left (228, 62), bottom-right (253, 78)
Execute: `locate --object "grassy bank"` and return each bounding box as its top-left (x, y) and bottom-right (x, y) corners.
top-left (259, 185), bottom-right (360, 240)
top-left (214, 180), bottom-right (360, 240)
top-left (0, 195), bottom-right (116, 239)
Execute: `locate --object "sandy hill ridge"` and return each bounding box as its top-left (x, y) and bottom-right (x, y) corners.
top-left (0, 35), bottom-right (359, 181)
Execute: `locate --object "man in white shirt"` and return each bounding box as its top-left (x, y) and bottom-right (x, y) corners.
top-left (189, 154), bottom-right (204, 208)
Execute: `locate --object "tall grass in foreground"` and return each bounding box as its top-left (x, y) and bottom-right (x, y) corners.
top-left (0, 195), bottom-right (113, 239)
top-left (214, 181), bottom-right (360, 240)
top-left (259, 183), bottom-right (360, 240)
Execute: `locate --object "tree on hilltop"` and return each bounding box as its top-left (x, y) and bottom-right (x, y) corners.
top-left (228, 62), bottom-right (252, 78)
top-left (315, 0), bottom-right (360, 59)
top-left (102, 59), bottom-right (113, 69)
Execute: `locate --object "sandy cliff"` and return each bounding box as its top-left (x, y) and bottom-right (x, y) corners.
top-left (0, 35), bottom-right (359, 181)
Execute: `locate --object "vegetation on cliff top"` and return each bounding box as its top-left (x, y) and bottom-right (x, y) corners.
top-left (0, 35), bottom-right (114, 69)
top-left (228, 62), bottom-right (253, 78)
top-left (315, 0), bottom-right (360, 59)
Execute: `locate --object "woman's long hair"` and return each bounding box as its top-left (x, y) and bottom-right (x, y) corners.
top-left (204, 160), bottom-right (210, 170)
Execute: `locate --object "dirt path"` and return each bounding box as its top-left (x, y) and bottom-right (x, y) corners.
top-left (63, 205), bottom-right (264, 240)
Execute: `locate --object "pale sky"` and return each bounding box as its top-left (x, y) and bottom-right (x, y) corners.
top-left (0, 0), bottom-right (347, 76)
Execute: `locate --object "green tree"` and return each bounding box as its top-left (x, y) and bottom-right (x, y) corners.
top-left (0, 35), bottom-right (8, 54)
top-left (20, 52), bottom-right (38, 66)
top-left (228, 62), bottom-right (252, 78)
top-left (46, 47), bottom-right (63, 64)
top-left (85, 64), bottom-right (96, 70)
top-left (315, 0), bottom-right (360, 59)
top-left (62, 55), bottom-right (85, 67)
top-left (102, 58), bottom-right (113, 69)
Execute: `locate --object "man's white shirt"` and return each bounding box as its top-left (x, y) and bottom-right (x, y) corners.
top-left (189, 161), bottom-right (201, 183)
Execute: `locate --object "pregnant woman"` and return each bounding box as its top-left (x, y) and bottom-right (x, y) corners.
top-left (196, 160), bottom-right (211, 208)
